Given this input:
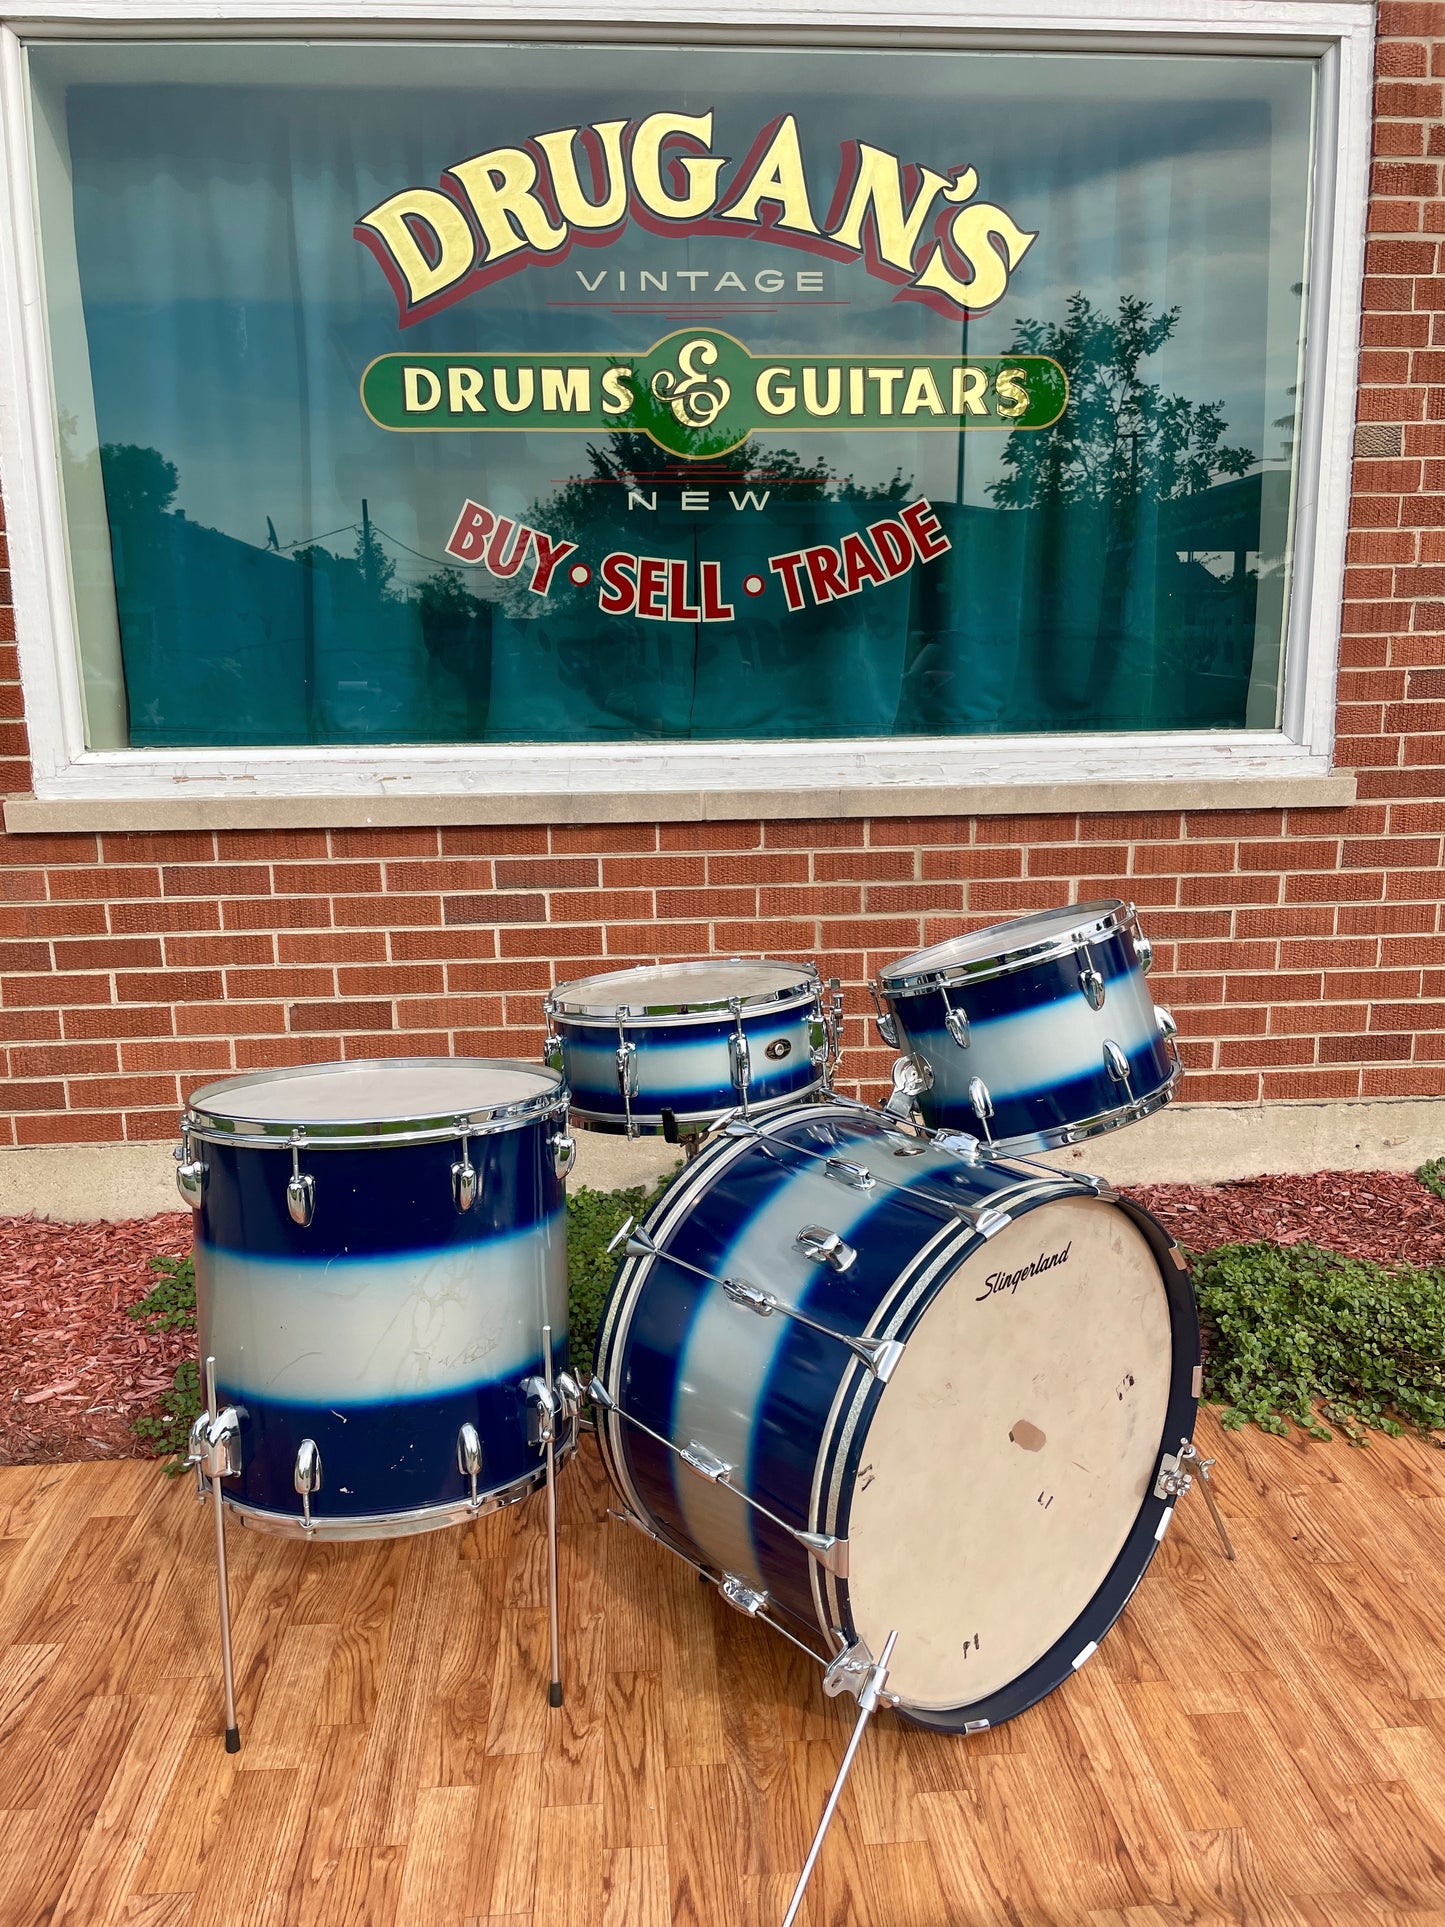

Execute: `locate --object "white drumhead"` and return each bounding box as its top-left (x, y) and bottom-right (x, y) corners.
top-left (551, 957), bottom-right (813, 1017)
top-left (190, 1058), bottom-right (556, 1126)
top-left (884, 901), bottom-right (1122, 981)
top-left (844, 1196), bottom-right (1172, 1711)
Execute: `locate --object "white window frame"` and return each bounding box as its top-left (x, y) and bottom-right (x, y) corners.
top-left (0, 0), bottom-right (1373, 823)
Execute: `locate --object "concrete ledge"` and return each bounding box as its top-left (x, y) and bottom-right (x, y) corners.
top-left (0, 1095), bottom-right (1437, 1222)
top-left (4, 771), bottom-right (1357, 834)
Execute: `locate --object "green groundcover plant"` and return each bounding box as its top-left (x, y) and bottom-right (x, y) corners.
top-left (130, 1176), bottom-right (1445, 1459)
top-left (130, 1176), bottom-right (673, 1463)
top-left (1193, 1239), bottom-right (1445, 1445)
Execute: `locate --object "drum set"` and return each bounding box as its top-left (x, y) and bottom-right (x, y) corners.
top-left (177, 898), bottom-right (1232, 1926)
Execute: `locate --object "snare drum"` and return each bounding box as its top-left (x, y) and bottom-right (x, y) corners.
top-left (593, 1099), bottom-right (1199, 1730)
top-left (177, 1058), bottom-right (577, 1538)
top-left (545, 958), bottom-right (840, 1136)
top-left (872, 901), bottom-right (1179, 1154)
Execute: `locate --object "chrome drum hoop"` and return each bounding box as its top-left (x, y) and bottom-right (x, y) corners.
top-left (548, 962), bottom-right (821, 1027)
top-left (980, 1061), bottom-right (1183, 1158)
top-left (878, 900), bottom-right (1144, 998)
top-left (184, 1057), bottom-right (570, 1148)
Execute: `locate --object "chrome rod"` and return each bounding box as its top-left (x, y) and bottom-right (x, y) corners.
top-left (542, 1323), bottom-right (563, 1707)
top-left (780, 1629), bottom-right (898, 1927)
top-left (590, 1382), bottom-right (846, 1575)
top-left (204, 1355), bottom-right (240, 1753)
top-left (721, 1115), bottom-right (1054, 1231)
top-left (607, 1506), bottom-right (833, 1669)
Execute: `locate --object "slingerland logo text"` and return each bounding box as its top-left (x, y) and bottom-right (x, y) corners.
top-left (356, 111), bottom-right (1037, 325)
top-left (976, 1243), bottom-right (1072, 1303)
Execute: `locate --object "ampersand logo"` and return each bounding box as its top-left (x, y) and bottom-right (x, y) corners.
top-left (650, 336), bottom-right (732, 428)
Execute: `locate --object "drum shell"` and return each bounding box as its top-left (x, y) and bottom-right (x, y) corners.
top-left (556, 997), bottom-right (822, 1131)
top-left (882, 921), bottom-right (1176, 1150)
top-left (594, 1101), bottom-right (1199, 1730)
top-left (194, 1115), bottom-right (568, 1533)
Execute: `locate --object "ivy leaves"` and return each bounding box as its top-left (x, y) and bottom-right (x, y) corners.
top-left (1193, 1239), bottom-right (1445, 1446)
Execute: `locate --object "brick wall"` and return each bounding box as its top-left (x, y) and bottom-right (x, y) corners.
top-left (0, 3), bottom-right (1442, 1149)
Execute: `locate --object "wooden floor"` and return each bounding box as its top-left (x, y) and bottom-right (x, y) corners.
top-left (3, 1414), bottom-right (1445, 1927)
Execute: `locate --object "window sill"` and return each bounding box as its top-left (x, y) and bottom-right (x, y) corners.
top-left (4, 769), bottom-right (1357, 832)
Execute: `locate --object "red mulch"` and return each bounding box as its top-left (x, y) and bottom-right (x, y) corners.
top-left (1132, 1168), bottom-right (1445, 1270)
top-left (1, 1211), bottom-right (192, 1466)
top-left (2, 1169), bottom-right (1443, 1466)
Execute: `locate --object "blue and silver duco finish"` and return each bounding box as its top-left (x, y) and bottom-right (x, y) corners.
top-left (592, 1099), bottom-right (1199, 1732)
top-left (872, 901), bottom-right (1180, 1155)
top-left (545, 958), bottom-right (840, 1137)
top-left (176, 1059), bottom-right (576, 1540)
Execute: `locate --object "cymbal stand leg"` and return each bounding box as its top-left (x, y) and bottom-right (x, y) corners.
top-left (542, 1324), bottom-right (563, 1707)
top-left (1180, 1440), bottom-right (1236, 1562)
top-left (188, 1355), bottom-right (242, 1751)
top-left (780, 1628), bottom-right (897, 1927)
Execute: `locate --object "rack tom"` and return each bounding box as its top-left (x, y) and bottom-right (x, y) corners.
top-left (872, 901), bottom-right (1179, 1154)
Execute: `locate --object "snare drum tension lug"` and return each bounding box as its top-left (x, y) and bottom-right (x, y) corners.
top-left (867, 980), bottom-right (898, 1049)
top-left (944, 1005), bottom-right (970, 1049)
top-left (728, 997), bottom-right (752, 1114)
top-left (174, 1124), bottom-right (208, 1209)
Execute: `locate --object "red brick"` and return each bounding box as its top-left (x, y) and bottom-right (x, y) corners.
top-left (1224, 972), bottom-right (1323, 1003)
top-left (764, 819), bottom-right (866, 849)
top-left (1338, 900), bottom-right (1437, 934)
top-left (498, 925), bottom-right (607, 958)
top-left (551, 889), bottom-right (659, 922)
top-left (329, 828), bottom-right (439, 859)
top-left (1260, 1070), bottom-right (1363, 1100)
top-left (1373, 998), bottom-right (1445, 1027)
top-left (1027, 843), bottom-right (1129, 877)
top-left (16, 1111), bottom-right (123, 1145)
top-left (552, 823), bottom-right (660, 853)
top-left (98, 832), bottom-right (214, 865)
top-left (963, 882), bottom-right (1076, 915)
top-left (1179, 875), bottom-right (1281, 906)
top-left (659, 822), bottom-right (763, 851)
top-left (0, 1078), bottom-right (66, 1110)
top-left (1178, 940), bottom-right (1276, 973)
top-left (440, 827), bottom-right (549, 857)
top-left (1283, 871), bottom-right (1386, 902)
top-left (389, 930), bottom-right (494, 964)
top-left (163, 864), bottom-right (269, 897)
top-left (2, 971), bottom-right (109, 1007)
top-left (233, 1037), bottom-right (342, 1071)
top-left (165, 934), bottom-right (274, 968)
top-left (337, 964), bottom-right (445, 997)
top-left (343, 1031), bottom-right (450, 1059)
top-left (114, 970), bottom-right (223, 1003)
top-left (380, 860), bottom-right (492, 894)
top-left (220, 897), bottom-right (328, 931)
top-left (281, 931), bottom-right (386, 964)
top-left (176, 1002), bottom-right (285, 1038)
top-left (0, 904), bottom-right (105, 939)
top-left (1219, 1038), bottom-right (1316, 1069)
top-left (919, 848), bottom-right (1022, 880)
top-left (815, 850), bottom-right (915, 882)
top-left (0, 1007), bottom-right (60, 1043)
top-left (620, 921), bottom-right (722, 956)
top-left (1235, 907), bottom-right (1334, 940)
top-left (969, 816), bottom-right (1077, 845)
top-left (48, 866), bottom-right (160, 901)
top-left (289, 1000), bottom-right (393, 1033)
top-left (1175, 1074), bottom-right (1259, 1103)
top-left (225, 966), bottom-right (334, 999)
top-left (216, 830), bottom-right (329, 861)
top-left (1281, 939), bottom-right (1379, 971)
top-left (123, 1040), bottom-right (231, 1073)
top-left (62, 1006), bottom-right (174, 1040)
top-left (112, 900), bottom-right (221, 934)
top-left (865, 816), bottom-right (974, 846)
top-left (708, 853), bottom-right (808, 886)
top-left (443, 892), bottom-right (546, 925)
top-left (334, 895), bottom-right (441, 932)
top-left (861, 884), bottom-right (963, 915)
top-left (10, 1043), bottom-right (118, 1076)
top-left (1362, 1066), bottom-right (1445, 1096)
top-left (69, 1074), bottom-right (179, 1110)
top-left (1132, 841), bottom-right (1234, 875)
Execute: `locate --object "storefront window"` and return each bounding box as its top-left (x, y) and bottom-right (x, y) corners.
top-left (28, 41), bottom-right (1315, 752)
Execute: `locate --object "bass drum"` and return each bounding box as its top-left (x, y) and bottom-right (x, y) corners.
top-left (593, 1100), bottom-right (1199, 1730)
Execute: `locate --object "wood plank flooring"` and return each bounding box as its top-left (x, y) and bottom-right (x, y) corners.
top-left (3, 1412), bottom-right (1445, 1926)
